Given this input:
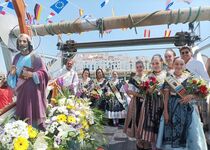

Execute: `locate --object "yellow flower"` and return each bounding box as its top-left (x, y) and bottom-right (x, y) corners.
top-left (82, 120), bottom-right (89, 130)
top-left (67, 116), bottom-right (76, 124)
top-left (27, 125), bottom-right (38, 139)
top-left (66, 105), bottom-right (76, 110)
top-left (57, 114), bottom-right (67, 123)
top-left (80, 111), bottom-right (86, 117)
top-left (13, 137), bottom-right (29, 150)
top-left (78, 129), bottom-right (85, 140)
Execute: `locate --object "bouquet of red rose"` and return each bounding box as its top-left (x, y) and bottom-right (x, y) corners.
top-left (186, 77), bottom-right (210, 99)
top-left (139, 76), bottom-right (159, 94)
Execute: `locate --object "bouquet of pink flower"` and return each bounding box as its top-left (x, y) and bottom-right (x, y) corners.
top-left (186, 78), bottom-right (210, 99)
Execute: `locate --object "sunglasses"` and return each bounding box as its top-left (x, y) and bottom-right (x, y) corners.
top-left (181, 51), bottom-right (189, 55)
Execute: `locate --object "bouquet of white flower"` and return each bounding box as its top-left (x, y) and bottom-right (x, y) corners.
top-left (0, 120), bottom-right (39, 150)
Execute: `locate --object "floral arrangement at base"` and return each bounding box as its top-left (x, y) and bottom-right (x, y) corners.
top-left (46, 93), bottom-right (106, 149)
top-left (186, 77), bottom-right (210, 99)
top-left (0, 120), bottom-right (39, 150)
top-left (0, 90), bottom-right (106, 150)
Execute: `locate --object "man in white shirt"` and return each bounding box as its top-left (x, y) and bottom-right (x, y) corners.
top-left (180, 46), bottom-right (210, 131)
top-left (54, 58), bottom-right (79, 94)
top-left (180, 46), bottom-right (210, 81)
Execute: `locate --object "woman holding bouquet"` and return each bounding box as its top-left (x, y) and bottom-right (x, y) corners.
top-left (123, 60), bottom-right (148, 149)
top-left (156, 57), bottom-right (207, 150)
top-left (137, 54), bottom-right (166, 150)
top-left (77, 68), bottom-right (93, 98)
top-left (90, 68), bottom-right (108, 111)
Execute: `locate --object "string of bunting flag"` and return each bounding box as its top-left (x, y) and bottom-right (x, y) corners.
top-left (0, 0), bottom-right (192, 38)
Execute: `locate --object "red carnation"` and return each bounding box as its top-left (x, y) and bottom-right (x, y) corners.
top-left (199, 85), bottom-right (208, 95)
top-left (150, 76), bottom-right (157, 84)
top-left (144, 81), bottom-right (150, 89)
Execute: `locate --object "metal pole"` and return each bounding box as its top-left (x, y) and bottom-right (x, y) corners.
top-left (70, 37), bottom-right (175, 49)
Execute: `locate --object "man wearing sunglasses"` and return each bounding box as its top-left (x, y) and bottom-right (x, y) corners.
top-left (179, 46), bottom-right (209, 81)
top-left (180, 46), bottom-right (210, 132)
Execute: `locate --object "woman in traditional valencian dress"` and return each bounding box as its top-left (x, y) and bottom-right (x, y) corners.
top-left (77, 68), bottom-right (93, 98)
top-left (90, 68), bottom-right (108, 111)
top-left (105, 71), bottom-right (127, 126)
top-left (137, 54), bottom-right (166, 150)
top-left (164, 48), bottom-right (176, 73)
top-left (123, 60), bottom-right (148, 149)
top-left (156, 57), bottom-right (207, 150)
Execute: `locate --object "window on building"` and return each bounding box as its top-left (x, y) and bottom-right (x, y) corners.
top-left (112, 65), bottom-right (114, 69)
top-left (130, 64), bottom-right (132, 69)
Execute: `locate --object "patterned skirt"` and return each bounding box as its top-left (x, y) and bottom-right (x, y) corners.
top-left (156, 97), bottom-right (208, 150)
top-left (137, 93), bottom-right (164, 143)
top-left (105, 98), bottom-right (127, 119)
top-left (123, 96), bottom-right (143, 138)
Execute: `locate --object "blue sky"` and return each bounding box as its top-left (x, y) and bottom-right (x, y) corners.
top-left (0, 0), bottom-right (210, 73)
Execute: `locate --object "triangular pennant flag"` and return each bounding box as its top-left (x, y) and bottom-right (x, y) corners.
top-left (100, 0), bottom-right (109, 8)
top-left (50, 0), bottom-right (68, 14)
top-left (79, 9), bottom-right (84, 17)
top-left (26, 12), bottom-right (32, 24)
top-left (165, 1), bottom-right (174, 10)
top-left (0, 6), bottom-right (3, 12)
top-left (164, 29), bottom-right (171, 37)
top-left (0, 10), bottom-right (6, 15)
top-left (47, 12), bottom-right (55, 20)
top-left (34, 3), bottom-right (42, 21)
top-left (112, 8), bottom-right (115, 17)
top-left (48, 20), bottom-right (53, 23)
top-left (7, 1), bottom-right (14, 10)
top-left (144, 29), bottom-right (150, 38)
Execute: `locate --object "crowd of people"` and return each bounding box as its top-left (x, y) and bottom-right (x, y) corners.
top-left (1, 33), bottom-right (210, 150)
